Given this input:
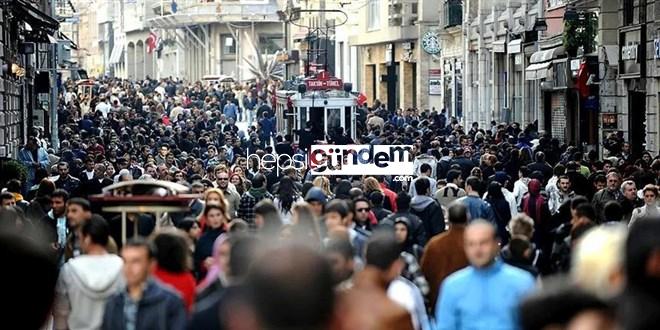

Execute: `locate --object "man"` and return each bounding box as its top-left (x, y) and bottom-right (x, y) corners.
top-left (102, 238), bottom-right (187, 330)
top-left (80, 158), bottom-right (96, 182)
top-left (238, 174), bottom-right (273, 224)
top-left (54, 216), bottom-right (124, 330)
top-left (39, 189), bottom-right (69, 263)
top-left (549, 175), bottom-right (576, 215)
top-left (214, 169), bottom-right (241, 219)
top-left (305, 187), bottom-right (327, 219)
top-left (155, 145), bottom-right (170, 165)
top-left (381, 192), bottom-right (427, 246)
top-left (54, 162), bottom-right (81, 196)
top-left (1, 192), bottom-right (16, 208)
top-left (95, 97), bottom-right (111, 118)
top-left (435, 221), bottom-right (535, 329)
top-left (421, 203), bottom-right (470, 311)
top-left (620, 180), bottom-right (644, 223)
top-left (457, 176), bottom-right (496, 224)
top-left (353, 197), bottom-right (373, 233)
top-left (18, 136), bottom-right (50, 190)
top-left (63, 198), bottom-right (93, 262)
top-left (435, 170), bottom-right (466, 208)
top-left (527, 151), bottom-right (553, 183)
top-left (410, 178), bottom-right (445, 238)
top-left (409, 163), bottom-right (437, 198)
top-left (335, 232), bottom-right (414, 330)
top-left (369, 191), bottom-right (392, 222)
top-left (324, 238), bottom-right (356, 291)
top-left (223, 98), bottom-right (238, 122)
top-left (324, 199), bottom-right (369, 259)
top-left (80, 164), bottom-right (114, 198)
top-left (592, 171), bottom-right (623, 223)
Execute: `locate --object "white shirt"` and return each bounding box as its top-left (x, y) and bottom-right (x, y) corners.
top-left (95, 102), bottom-right (110, 118)
top-left (483, 187), bottom-right (518, 217)
top-left (387, 277), bottom-right (430, 330)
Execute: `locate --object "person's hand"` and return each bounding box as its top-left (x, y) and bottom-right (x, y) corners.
top-left (203, 257), bottom-right (214, 270)
top-left (51, 242), bottom-right (60, 251)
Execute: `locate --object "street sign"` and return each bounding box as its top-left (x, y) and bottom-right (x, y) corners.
top-left (304, 71), bottom-right (343, 91)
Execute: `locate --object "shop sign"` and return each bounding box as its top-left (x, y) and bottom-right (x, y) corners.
top-left (654, 39), bottom-right (660, 59)
top-left (621, 44), bottom-right (638, 61)
top-left (305, 71), bottom-right (343, 91)
top-left (619, 27), bottom-right (644, 77)
top-left (429, 79), bottom-right (442, 95)
top-left (602, 113), bottom-right (618, 130)
top-left (429, 69), bottom-right (442, 77)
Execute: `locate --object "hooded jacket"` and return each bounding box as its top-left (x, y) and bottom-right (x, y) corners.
top-left (54, 254), bottom-right (124, 330)
top-left (410, 195), bottom-right (445, 237)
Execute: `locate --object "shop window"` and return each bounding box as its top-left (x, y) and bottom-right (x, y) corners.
top-left (222, 35), bottom-right (236, 55)
top-left (258, 34), bottom-right (284, 54)
top-left (554, 61), bottom-right (567, 88)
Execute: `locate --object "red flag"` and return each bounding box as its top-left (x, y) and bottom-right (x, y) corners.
top-left (146, 31), bottom-right (158, 54)
top-left (576, 62), bottom-right (590, 98)
top-left (356, 92), bottom-right (367, 106)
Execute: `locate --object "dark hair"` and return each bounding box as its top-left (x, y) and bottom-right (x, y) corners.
top-left (352, 196), bottom-right (371, 208)
top-left (176, 217), bottom-right (198, 232)
top-left (448, 202), bottom-right (468, 224)
top-left (465, 176), bottom-right (481, 191)
top-left (396, 192), bottom-right (411, 210)
top-left (603, 201), bottom-right (623, 222)
top-left (123, 237), bottom-right (156, 259)
top-left (369, 191), bottom-right (385, 207)
top-left (447, 170), bottom-right (462, 183)
top-left (325, 238), bottom-right (354, 261)
top-left (5, 179), bottom-right (22, 193)
top-left (51, 189), bottom-right (70, 202)
top-left (324, 199), bottom-right (350, 218)
top-left (420, 163), bottom-right (432, 174)
top-left (487, 181), bottom-right (504, 200)
top-left (251, 174), bottom-right (267, 189)
top-left (81, 215), bottom-right (109, 246)
top-left (0, 192), bottom-right (14, 201)
top-left (153, 231), bottom-right (190, 273)
top-left (365, 231), bottom-right (401, 270)
top-left (414, 177), bottom-right (430, 196)
top-left (552, 164), bottom-right (566, 176)
top-left (626, 220), bottom-right (660, 286)
top-left (574, 203), bottom-right (596, 222)
top-left (229, 235), bottom-right (259, 278)
top-left (277, 177), bottom-right (297, 213)
top-left (509, 237), bottom-right (531, 259)
top-left (67, 197), bottom-right (91, 212)
top-left (255, 200), bottom-right (282, 234)
top-left (519, 166), bottom-right (530, 178)
top-left (570, 196), bottom-right (589, 210)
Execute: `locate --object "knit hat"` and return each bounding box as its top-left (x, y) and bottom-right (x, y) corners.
top-left (305, 187), bottom-right (328, 204)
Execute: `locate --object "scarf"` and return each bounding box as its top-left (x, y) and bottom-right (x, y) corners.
top-left (248, 187), bottom-right (268, 200)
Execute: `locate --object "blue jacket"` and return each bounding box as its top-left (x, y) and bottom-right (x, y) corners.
top-left (435, 260), bottom-right (535, 330)
top-left (18, 146), bottom-right (50, 186)
top-left (102, 279), bottom-right (186, 330)
top-left (457, 195), bottom-right (497, 224)
top-left (223, 103), bottom-right (238, 120)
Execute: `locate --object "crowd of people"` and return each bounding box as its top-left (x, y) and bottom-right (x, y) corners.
top-left (1, 75), bottom-right (660, 330)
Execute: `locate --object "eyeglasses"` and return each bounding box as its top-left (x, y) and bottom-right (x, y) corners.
top-left (357, 208), bottom-right (370, 212)
top-left (218, 178), bottom-right (229, 181)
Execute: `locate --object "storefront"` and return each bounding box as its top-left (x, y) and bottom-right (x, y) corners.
top-left (619, 25), bottom-right (646, 157)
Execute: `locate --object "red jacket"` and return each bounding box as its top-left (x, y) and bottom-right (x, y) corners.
top-left (379, 182), bottom-right (398, 213)
top-left (153, 265), bottom-right (196, 312)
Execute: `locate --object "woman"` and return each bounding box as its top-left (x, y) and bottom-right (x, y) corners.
top-left (629, 184), bottom-right (660, 227)
top-left (394, 218), bottom-right (423, 260)
top-left (485, 181), bottom-right (513, 244)
top-left (230, 173), bottom-right (246, 195)
top-left (312, 176), bottom-right (333, 199)
top-left (194, 204), bottom-right (229, 281)
top-left (291, 202), bottom-right (322, 249)
top-left (393, 217), bottom-right (431, 299)
top-left (176, 217), bottom-right (202, 253)
top-left (196, 233), bottom-right (230, 302)
top-left (273, 177), bottom-right (304, 224)
top-left (152, 230), bottom-right (197, 312)
top-left (197, 188), bottom-right (227, 231)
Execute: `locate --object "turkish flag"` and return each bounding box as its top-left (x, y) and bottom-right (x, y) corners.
top-left (356, 93), bottom-right (367, 106)
top-left (146, 32), bottom-right (158, 54)
top-left (576, 62), bottom-right (590, 98)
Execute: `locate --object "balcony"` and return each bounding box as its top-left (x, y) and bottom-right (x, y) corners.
top-left (145, 0), bottom-right (280, 29)
top-left (444, 0), bottom-right (462, 28)
top-left (388, 0), bottom-right (418, 27)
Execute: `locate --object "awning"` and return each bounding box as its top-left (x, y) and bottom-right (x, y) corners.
top-left (109, 42), bottom-right (125, 65)
top-left (529, 46), bottom-right (565, 64)
top-left (508, 39), bottom-right (521, 54)
top-left (13, 0), bottom-right (59, 34)
top-left (525, 62), bottom-right (551, 80)
top-left (58, 32), bottom-right (79, 50)
top-left (493, 40), bottom-right (506, 53)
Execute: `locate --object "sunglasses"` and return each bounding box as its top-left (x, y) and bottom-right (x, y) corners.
top-left (357, 208), bottom-right (370, 212)
top-left (217, 178), bottom-right (229, 181)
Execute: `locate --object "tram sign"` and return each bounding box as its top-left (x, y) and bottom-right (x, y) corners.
top-left (305, 71), bottom-right (343, 91)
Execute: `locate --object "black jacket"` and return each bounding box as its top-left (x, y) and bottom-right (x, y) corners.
top-left (409, 196), bottom-right (446, 238)
top-left (381, 211), bottom-right (428, 246)
top-left (102, 280), bottom-right (186, 330)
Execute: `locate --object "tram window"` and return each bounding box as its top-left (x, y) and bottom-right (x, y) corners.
top-left (344, 106), bottom-right (352, 137)
top-left (300, 107), bottom-right (308, 129)
top-left (328, 108), bottom-right (341, 131)
top-left (309, 107), bottom-right (325, 140)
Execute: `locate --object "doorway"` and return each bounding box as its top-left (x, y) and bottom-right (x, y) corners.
top-left (628, 91), bottom-right (646, 158)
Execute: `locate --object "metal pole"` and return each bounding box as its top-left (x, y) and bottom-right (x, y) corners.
top-left (121, 211), bottom-right (127, 245)
top-left (50, 0), bottom-right (59, 150)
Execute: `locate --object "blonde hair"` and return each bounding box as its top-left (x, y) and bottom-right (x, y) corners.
top-left (313, 176), bottom-right (332, 197)
top-left (571, 224), bottom-right (627, 300)
top-left (363, 177), bottom-right (383, 194)
top-left (507, 214), bottom-right (535, 239)
top-left (201, 188), bottom-right (230, 220)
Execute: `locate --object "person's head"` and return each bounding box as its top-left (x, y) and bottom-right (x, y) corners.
top-left (121, 238), bottom-right (155, 288)
top-left (395, 191), bottom-right (411, 211)
top-left (324, 238), bottom-right (355, 285)
top-left (570, 196), bottom-right (589, 219)
top-left (0, 192), bottom-right (15, 208)
top-left (254, 200), bottom-right (282, 234)
top-left (176, 217), bottom-right (201, 241)
top-left (642, 184), bottom-right (659, 206)
top-left (465, 176), bottom-right (481, 194)
top-left (508, 236), bottom-right (532, 261)
top-left (558, 175), bottom-right (572, 193)
top-left (447, 202), bottom-right (468, 225)
top-left (245, 245), bottom-right (335, 330)
top-left (57, 162), bottom-right (70, 178)
top-left (80, 215), bottom-right (110, 253)
top-left (85, 158), bottom-right (95, 171)
top-left (420, 163), bottom-right (432, 176)
top-left (159, 145), bottom-right (169, 157)
top-left (574, 203), bottom-right (597, 225)
top-left (204, 204), bottom-right (228, 229)
top-left (592, 174), bottom-right (606, 192)
top-left (251, 174), bottom-right (266, 189)
top-left (447, 170), bottom-right (463, 186)
top-left (393, 218), bottom-right (411, 245)
top-left (191, 182), bottom-right (205, 195)
top-left (215, 169), bottom-right (230, 189)
top-left (606, 172), bottom-right (621, 191)
top-left (603, 201), bottom-right (623, 222)
top-left (204, 188), bottom-right (226, 205)
top-left (414, 177), bottom-right (431, 196)
top-left (571, 223), bottom-right (627, 300)
top-left (369, 191), bottom-right (385, 208)
top-left (464, 220), bottom-right (499, 268)
top-left (66, 198), bottom-right (92, 228)
top-left (305, 187), bottom-right (327, 217)
top-left (152, 230), bottom-right (190, 274)
top-left (365, 231), bottom-right (405, 283)
top-left (620, 180), bottom-right (637, 201)
top-left (507, 214), bottom-right (535, 240)
top-left (51, 189), bottom-right (69, 217)
top-left (353, 197), bottom-right (371, 225)
top-left (324, 199), bottom-right (350, 231)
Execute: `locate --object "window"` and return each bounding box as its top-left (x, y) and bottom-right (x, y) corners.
top-left (368, 0), bottom-right (381, 31)
top-left (547, 0), bottom-right (567, 8)
top-left (624, 0), bottom-right (634, 25)
top-left (258, 34), bottom-right (284, 54)
top-left (222, 35), bottom-right (236, 55)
